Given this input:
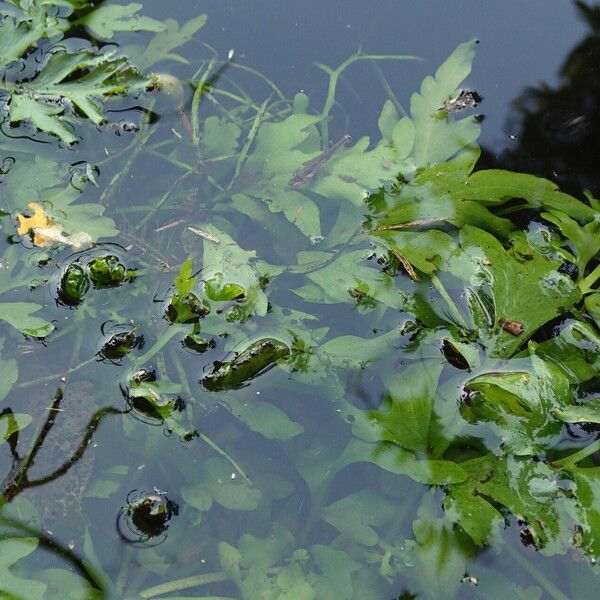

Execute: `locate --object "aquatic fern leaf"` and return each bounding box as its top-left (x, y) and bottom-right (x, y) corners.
top-left (7, 49), bottom-right (148, 143)
top-left (0, 10), bottom-right (46, 68)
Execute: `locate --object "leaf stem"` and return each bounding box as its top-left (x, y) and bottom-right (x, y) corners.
top-left (139, 571), bottom-right (230, 598)
top-left (315, 53), bottom-right (421, 146)
top-left (0, 515), bottom-right (107, 592)
top-left (430, 274), bottom-right (468, 328)
top-left (370, 61), bottom-right (407, 117)
top-left (197, 432), bottom-right (251, 484)
top-left (135, 170), bottom-right (194, 232)
top-left (227, 97), bottom-right (269, 190)
top-left (146, 148), bottom-right (196, 172)
top-left (16, 356), bottom-right (97, 389)
top-left (133, 325), bottom-right (187, 368)
top-left (505, 543), bottom-right (570, 600)
top-left (99, 112), bottom-right (158, 206)
top-left (553, 438), bottom-right (600, 470)
top-left (230, 63), bottom-right (286, 100)
top-left (191, 58), bottom-right (218, 149)
top-left (580, 262), bottom-right (600, 294)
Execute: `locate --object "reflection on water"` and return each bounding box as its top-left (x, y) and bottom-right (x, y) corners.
top-left (483, 1), bottom-right (600, 198)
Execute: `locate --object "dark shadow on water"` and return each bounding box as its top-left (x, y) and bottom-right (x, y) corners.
top-left (1, 388), bottom-right (126, 596)
top-left (481, 0), bottom-right (600, 199)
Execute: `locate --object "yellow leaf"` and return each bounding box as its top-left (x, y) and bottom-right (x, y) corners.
top-left (16, 202), bottom-right (92, 249)
top-left (16, 202), bottom-right (53, 236)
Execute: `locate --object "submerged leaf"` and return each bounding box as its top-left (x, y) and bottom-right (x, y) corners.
top-left (0, 302), bottom-right (54, 337)
top-left (322, 490), bottom-right (398, 546)
top-left (132, 14), bottom-right (208, 69)
top-left (76, 3), bottom-right (165, 39)
top-left (0, 537), bottom-right (46, 599)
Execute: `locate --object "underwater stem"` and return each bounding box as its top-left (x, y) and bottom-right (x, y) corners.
top-left (430, 274), bottom-right (468, 328)
top-left (16, 356), bottom-right (97, 389)
top-left (506, 543), bottom-right (570, 600)
top-left (135, 170), bottom-right (194, 232)
top-left (191, 57), bottom-right (218, 149)
top-left (139, 571), bottom-right (230, 598)
top-left (197, 432), bottom-right (251, 484)
top-left (99, 102), bottom-right (158, 206)
top-left (553, 438), bottom-right (600, 470)
top-left (133, 325), bottom-right (187, 368)
top-left (315, 53), bottom-right (421, 146)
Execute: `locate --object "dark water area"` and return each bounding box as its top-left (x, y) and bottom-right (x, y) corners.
top-left (139, 0), bottom-right (588, 152)
top-left (1, 1), bottom-right (600, 599)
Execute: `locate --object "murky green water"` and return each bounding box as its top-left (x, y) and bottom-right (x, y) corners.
top-left (1, 2), bottom-right (600, 599)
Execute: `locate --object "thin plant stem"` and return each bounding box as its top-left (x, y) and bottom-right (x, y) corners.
top-left (197, 431), bottom-right (251, 483)
top-left (16, 356), bottom-right (97, 389)
top-left (580, 262), bottom-right (600, 294)
top-left (553, 438), bottom-right (600, 470)
top-left (370, 61), bottom-right (407, 117)
top-left (133, 325), bottom-right (187, 368)
top-left (0, 514), bottom-right (107, 592)
top-left (206, 88), bottom-right (250, 109)
top-left (99, 104), bottom-right (158, 206)
top-left (135, 170), bottom-right (194, 232)
top-left (227, 97), bottom-right (269, 190)
top-left (506, 543), bottom-right (570, 600)
top-left (146, 149), bottom-right (195, 172)
top-left (430, 273), bottom-right (468, 328)
top-left (166, 350), bottom-right (249, 482)
top-left (230, 62), bottom-right (286, 100)
top-left (191, 57), bottom-right (218, 150)
top-left (169, 347), bottom-right (194, 399)
top-left (314, 53), bottom-right (421, 145)
top-left (114, 545), bottom-right (132, 596)
top-left (139, 571), bottom-right (230, 598)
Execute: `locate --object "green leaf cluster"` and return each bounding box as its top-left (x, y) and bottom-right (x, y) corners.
top-left (0, 1), bottom-right (166, 142)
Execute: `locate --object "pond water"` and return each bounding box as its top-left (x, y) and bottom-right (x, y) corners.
top-left (1, 1), bottom-right (600, 599)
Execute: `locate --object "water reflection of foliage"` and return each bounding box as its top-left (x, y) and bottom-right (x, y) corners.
top-left (483, 1), bottom-right (600, 198)
top-left (0, 389), bottom-right (123, 596)
top-left (1, 388), bottom-right (123, 502)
